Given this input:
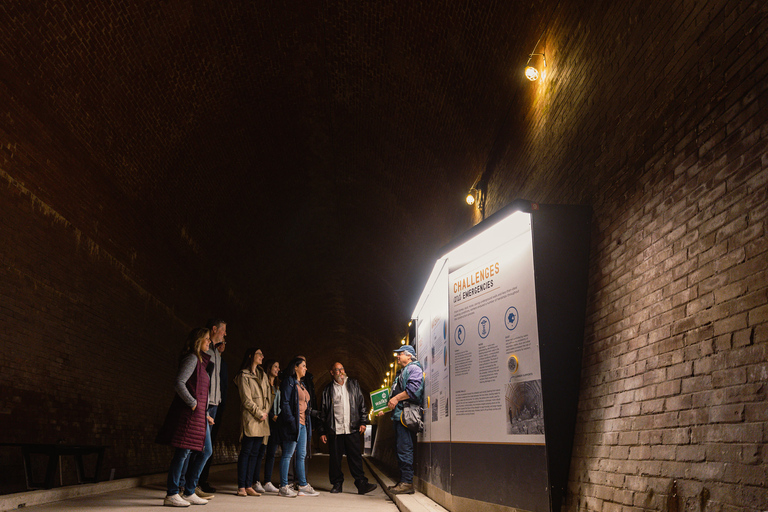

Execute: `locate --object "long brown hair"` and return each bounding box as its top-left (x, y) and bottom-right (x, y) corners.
top-left (182, 327), bottom-right (210, 362)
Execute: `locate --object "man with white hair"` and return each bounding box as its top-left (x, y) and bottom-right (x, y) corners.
top-left (384, 344), bottom-right (423, 495)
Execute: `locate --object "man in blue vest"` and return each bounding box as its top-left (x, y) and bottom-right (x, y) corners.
top-left (385, 344), bottom-right (423, 495)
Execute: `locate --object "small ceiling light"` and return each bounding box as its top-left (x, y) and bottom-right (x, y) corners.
top-left (525, 35), bottom-right (547, 82)
top-left (386, 371), bottom-right (390, 376)
top-left (390, 362), bottom-right (394, 368)
top-left (401, 339), bottom-right (406, 345)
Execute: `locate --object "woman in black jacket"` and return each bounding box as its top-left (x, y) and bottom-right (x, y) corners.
top-left (277, 357), bottom-right (319, 497)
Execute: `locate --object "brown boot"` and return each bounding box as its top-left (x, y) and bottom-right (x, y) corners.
top-left (390, 482), bottom-right (414, 494)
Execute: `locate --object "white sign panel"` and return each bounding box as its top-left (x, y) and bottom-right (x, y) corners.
top-left (448, 228), bottom-right (544, 444)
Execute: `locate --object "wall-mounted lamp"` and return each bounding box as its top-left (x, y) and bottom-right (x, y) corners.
top-left (466, 188), bottom-right (478, 206)
top-left (525, 36), bottom-right (547, 81)
top-left (465, 178), bottom-right (486, 218)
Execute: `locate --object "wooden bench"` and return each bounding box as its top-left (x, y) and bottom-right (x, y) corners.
top-left (0, 443), bottom-right (106, 489)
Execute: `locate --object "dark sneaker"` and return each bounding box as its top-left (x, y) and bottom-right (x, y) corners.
top-left (358, 482), bottom-right (377, 495)
top-left (390, 482), bottom-right (414, 494)
top-left (330, 483), bottom-right (343, 493)
top-left (195, 487), bottom-right (214, 499)
top-left (199, 484), bottom-right (216, 494)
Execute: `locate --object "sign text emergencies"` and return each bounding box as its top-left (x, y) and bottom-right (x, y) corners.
top-left (453, 262), bottom-right (499, 302)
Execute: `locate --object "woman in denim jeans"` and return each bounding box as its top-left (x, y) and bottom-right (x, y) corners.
top-left (156, 327), bottom-right (215, 507)
top-left (277, 357), bottom-right (319, 497)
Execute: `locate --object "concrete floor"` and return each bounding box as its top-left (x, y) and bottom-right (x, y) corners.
top-left (9, 455), bottom-right (400, 512)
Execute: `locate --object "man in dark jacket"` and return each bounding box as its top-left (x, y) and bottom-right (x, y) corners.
top-left (319, 362), bottom-right (377, 495)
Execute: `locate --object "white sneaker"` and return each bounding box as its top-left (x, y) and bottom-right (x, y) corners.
top-left (263, 482), bottom-right (279, 493)
top-left (253, 481), bottom-right (265, 493)
top-left (182, 493), bottom-right (208, 505)
top-left (164, 494), bottom-right (191, 507)
top-left (298, 483), bottom-right (319, 496)
top-left (279, 485), bottom-right (298, 497)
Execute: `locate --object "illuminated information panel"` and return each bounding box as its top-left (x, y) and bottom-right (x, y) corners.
top-left (411, 202), bottom-right (591, 512)
top-left (449, 226), bottom-right (544, 445)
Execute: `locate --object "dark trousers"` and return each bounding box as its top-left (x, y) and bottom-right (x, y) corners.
top-left (394, 421), bottom-right (416, 484)
top-left (327, 431), bottom-right (368, 489)
top-left (237, 435), bottom-right (264, 488)
top-left (255, 433), bottom-right (279, 483)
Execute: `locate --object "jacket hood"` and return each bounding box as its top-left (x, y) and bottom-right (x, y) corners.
top-left (234, 366), bottom-right (265, 388)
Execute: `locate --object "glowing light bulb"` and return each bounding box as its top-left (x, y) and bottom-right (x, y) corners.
top-left (525, 66), bottom-right (539, 81)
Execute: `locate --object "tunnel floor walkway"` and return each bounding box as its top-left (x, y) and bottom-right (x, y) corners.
top-left (1, 454), bottom-right (419, 512)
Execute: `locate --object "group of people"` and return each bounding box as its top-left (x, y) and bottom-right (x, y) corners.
top-left (156, 318), bottom-right (424, 507)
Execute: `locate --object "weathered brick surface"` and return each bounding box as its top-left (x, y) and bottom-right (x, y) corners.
top-left (483, 0), bottom-right (768, 510)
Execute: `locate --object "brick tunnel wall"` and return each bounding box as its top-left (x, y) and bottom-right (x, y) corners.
top-left (483, 1), bottom-right (767, 511)
top-left (0, 79), bottom-right (245, 490)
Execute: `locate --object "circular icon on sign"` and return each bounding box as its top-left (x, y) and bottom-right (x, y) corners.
top-left (478, 316), bottom-right (490, 339)
top-left (505, 306), bottom-right (519, 331)
top-left (508, 354), bottom-right (519, 374)
top-left (454, 324), bottom-right (466, 345)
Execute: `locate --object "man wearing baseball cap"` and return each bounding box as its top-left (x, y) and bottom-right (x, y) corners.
top-left (384, 344), bottom-right (424, 495)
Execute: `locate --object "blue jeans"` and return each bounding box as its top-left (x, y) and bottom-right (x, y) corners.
top-left (166, 417), bottom-right (213, 496)
top-left (179, 405), bottom-right (216, 492)
top-left (256, 433), bottom-right (279, 483)
top-left (280, 423), bottom-right (307, 487)
top-left (394, 420), bottom-right (416, 484)
top-left (237, 435), bottom-right (264, 488)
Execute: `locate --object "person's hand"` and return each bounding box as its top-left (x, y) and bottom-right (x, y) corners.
top-left (387, 397), bottom-right (399, 410)
top-left (359, 425), bottom-right (366, 434)
top-left (376, 411), bottom-right (384, 417)
top-left (207, 415), bottom-right (215, 426)
top-left (261, 412), bottom-right (268, 421)
top-left (272, 415), bottom-right (278, 422)
top-left (320, 435), bottom-right (327, 444)
top-left (191, 404), bottom-right (197, 411)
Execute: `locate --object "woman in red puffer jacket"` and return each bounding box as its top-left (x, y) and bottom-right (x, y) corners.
top-left (156, 327), bottom-right (215, 507)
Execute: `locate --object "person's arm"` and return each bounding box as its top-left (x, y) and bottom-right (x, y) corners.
top-left (403, 367), bottom-right (423, 401)
top-left (387, 390), bottom-right (410, 410)
top-left (271, 388), bottom-right (281, 420)
top-left (388, 366), bottom-right (421, 409)
top-left (239, 374), bottom-right (267, 421)
top-left (319, 388), bottom-right (328, 443)
top-left (280, 379), bottom-right (297, 432)
top-left (252, 374), bottom-right (269, 421)
top-left (356, 381), bottom-right (369, 433)
top-left (317, 387), bottom-right (327, 437)
top-left (174, 354), bottom-right (198, 409)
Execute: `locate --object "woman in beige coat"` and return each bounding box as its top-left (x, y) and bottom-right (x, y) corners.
top-left (233, 347), bottom-right (273, 496)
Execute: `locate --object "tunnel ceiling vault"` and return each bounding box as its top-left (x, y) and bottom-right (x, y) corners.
top-left (0, 1), bottom-right (543, 391)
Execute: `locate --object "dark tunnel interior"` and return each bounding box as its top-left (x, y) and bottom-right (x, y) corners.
top-left (1, 1), bottom-right (767, 509)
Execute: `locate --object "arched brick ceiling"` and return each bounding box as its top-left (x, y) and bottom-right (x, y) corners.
top-left (0, 1), bottom-right (543, 392)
